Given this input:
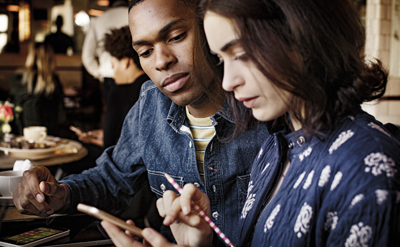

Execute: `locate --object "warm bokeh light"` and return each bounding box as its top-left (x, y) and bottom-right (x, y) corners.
top-left (0, 33), bottom-right (7, 52)
top-left (0, 15), bottom-right (8, 32)
top-left (88, 9), bottom-right (104, 17)
top-left (97, 0), bottom-right (109, 7)
top-left (7, 5), bottom-right (20, 12)
top-left (19, 3), bottom-right (30, 42)
top-left (75, 11), bottom-right (90, 27)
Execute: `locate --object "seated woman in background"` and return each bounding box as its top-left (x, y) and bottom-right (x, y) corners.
top-left (9, 43), bottom-right (66, 137)
top-left (101, 0), bottom-right (400, 246)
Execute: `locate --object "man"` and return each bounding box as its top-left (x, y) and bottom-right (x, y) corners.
top-left (81, 0), bottom-right (129, 102)
top-left (44, 15), bottom-right (74, 54)
top-left (13, 0), bottom-right (270, 246)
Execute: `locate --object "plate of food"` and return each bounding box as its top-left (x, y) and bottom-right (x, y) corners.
top-left (0, 136), bottom-right (67, 160)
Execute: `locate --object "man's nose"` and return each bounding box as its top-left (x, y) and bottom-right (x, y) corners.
top-left (155, 45), bottom-right (177, 71)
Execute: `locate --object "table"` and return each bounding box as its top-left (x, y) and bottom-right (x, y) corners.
top-left (0, 139), bottom-right (88, 170)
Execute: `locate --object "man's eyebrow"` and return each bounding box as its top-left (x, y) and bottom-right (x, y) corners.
top-left (220, 39), bottom-right (240, 52)
top-left (132, 18), bottom-right (186, 47)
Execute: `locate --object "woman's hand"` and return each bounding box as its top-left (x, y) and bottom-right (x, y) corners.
top-left (157, 184), bottom-right (213, 247)
top-left (70, 126), bottom-right (104, 147)
top-left (101, 220), bottom-right (186, 247)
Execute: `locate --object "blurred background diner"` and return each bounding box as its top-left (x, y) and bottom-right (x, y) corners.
top-left (0, 0), bottom-right (397, 151)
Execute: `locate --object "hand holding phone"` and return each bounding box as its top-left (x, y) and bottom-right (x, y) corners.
top-left (77, 203), bottom-right (143, 238)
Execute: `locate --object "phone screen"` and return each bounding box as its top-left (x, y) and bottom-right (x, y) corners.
top-left (1, 227), bottom-right (65, 245)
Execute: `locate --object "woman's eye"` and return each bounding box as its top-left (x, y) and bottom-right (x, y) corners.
top-left (234, 53), bottom-right (248, 61)
top-left (169, 32), bottom-right (186, 42)
top-left (139, 49), bottom-right (153, 58)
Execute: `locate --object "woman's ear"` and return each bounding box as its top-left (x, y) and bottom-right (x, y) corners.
top-left (121, 57), bottom-right (130, 69)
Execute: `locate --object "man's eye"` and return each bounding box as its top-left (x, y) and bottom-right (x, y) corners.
top-left (139, 49), bottom-right (153, 57)
top-left (169, 32), bottom-right (186, 42)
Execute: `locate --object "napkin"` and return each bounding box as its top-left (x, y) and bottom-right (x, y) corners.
top-left (13, 159), bottom-right (32, 171)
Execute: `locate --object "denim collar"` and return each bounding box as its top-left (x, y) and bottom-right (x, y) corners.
top-left (166, 98), bottom-right (235, 133)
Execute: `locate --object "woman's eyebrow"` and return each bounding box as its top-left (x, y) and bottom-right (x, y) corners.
top-left (220, 39), bottom-right (240, 52)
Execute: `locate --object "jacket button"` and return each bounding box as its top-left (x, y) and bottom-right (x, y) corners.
top-left (194, 182), bottom-right (200, 188)
top-left (160, 184), bottom-right (166, 192)
top-left (297, 136), bottom-right (305, 146)
top-left (212, 211), bottom-right (219, 219)
top-left (288, 142), bottom-right (294, 149)
top-left (189, 141), bottom-right (193, 148)
top-left (212, 185), bottom-right (216, 193)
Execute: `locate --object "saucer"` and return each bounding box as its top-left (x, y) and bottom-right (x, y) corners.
top-left (0, 196), bottom-right (14, 205)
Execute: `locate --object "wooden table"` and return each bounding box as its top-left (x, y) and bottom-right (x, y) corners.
top-left (0, 139), bottom-right (88, 170)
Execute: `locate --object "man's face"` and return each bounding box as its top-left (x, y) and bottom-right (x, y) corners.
top-left (129, 0), bottom-right (207, 106)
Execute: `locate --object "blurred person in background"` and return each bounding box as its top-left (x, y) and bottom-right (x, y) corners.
top-left (68, 25), bottom-right (149, 174)
top-left (8, 43), bottom-right (66, 137)
top-left (44, 15), bottom-right (74, 55)
top-left (81, 0), bottom-right (129, 104)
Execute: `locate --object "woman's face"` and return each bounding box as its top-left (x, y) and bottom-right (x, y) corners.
top-left (204, 11), bottom-right (291, 122)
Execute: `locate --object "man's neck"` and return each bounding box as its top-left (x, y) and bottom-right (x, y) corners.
top-left (187, 87), bottom-right (225, 118)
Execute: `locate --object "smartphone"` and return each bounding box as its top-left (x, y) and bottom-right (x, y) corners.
top-left (77, 203), bottom-right (143, 238)
top-left (0, 226), bottom-right (69, 247)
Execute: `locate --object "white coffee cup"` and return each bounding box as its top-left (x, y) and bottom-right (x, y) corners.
top-left (24, 126), bottom-right (47, 142)
top-left (0, 170), bottom-right (24, 197)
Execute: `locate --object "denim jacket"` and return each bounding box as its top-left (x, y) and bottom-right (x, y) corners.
top-left (61, 81), bottom-right (270, 246)
top-left (238, 111), bottom-right (400, 247)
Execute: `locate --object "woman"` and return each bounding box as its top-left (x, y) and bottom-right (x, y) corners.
top-left (9, 43), bottom-right (65, 137)
top-left (102, 0), bottom-right (400, 246)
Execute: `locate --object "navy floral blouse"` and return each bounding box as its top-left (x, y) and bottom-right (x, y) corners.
top-left (238, 110), bottom-right (400, 247)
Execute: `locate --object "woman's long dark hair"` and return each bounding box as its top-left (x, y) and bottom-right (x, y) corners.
top-left (199, 0), bottom-right (388, 138)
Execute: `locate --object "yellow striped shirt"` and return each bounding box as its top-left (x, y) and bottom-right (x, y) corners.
top-left (186, 107), bottom-right (215, 182)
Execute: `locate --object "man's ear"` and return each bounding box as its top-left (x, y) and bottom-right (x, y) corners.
top-left (121, 57), bottom-right (130, 69)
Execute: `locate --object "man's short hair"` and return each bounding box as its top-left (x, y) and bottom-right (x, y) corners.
top-left (129, 0), bottom-right (196, 12)
top-left (104, 26), bottom-right (142, 70)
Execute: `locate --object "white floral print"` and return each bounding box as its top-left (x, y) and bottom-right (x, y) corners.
top-left (364, 152), bottom-right (397, 177)
top-left (368, 122), bottom-right (391, 137)
top-left (350, 194), bottom-right (364, 208)
top-left (294, 202), bottom-right (313, 238)
top-left (293, 172), bottom-right (306, 189)
top-left (375, 189), bottom-right (388, 205)
top-left (303, 170), bottom-right (314, 190)
top-left (324, 211), bottom-right (338, 231)
top-left (262, 163), bottom-right (270, 174)
top-left (247, 181), bottom-right (254, 196)
top-left (329, 130), bottom-right (354, 154)
top-left (344, 222), bottom-right (373, 247)
top-left (299, 147), bottom-right (312, 161)
top-left (241, 193), bottom-right (256, 219)
top-left (330, 172), bottom-right (343, 191)
top-left (318, 166), bottom-right (331, 187)
top-left (258, 148), bottom-right (263, 159)
top-left (264, 204), bottom-right (281, 233)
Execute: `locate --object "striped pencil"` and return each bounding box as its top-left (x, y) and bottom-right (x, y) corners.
top-left (164, 173), bottom-right (235, 247)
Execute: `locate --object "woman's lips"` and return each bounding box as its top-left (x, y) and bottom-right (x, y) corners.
top-left (237, 96), bottom-right (259, 108)
top-left (162, 73), bottom-right (189, 93)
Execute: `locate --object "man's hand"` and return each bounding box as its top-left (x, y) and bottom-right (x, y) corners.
top-left (70, 126), bottom-right (104, 147)
top-left (13, 165), bottom-right (71, 217)
top-left (157, 184), bottom-right (213, 247)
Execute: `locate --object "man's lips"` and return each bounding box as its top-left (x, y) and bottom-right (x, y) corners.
top-left (162, 73), bottom-right (189, 93)
top-left (236, 96), bottom-right (259, 108)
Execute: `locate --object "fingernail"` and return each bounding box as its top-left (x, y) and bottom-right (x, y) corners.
top-left (182, 206), bottom-right (190, 215)
top-left (164, 215), bottom-right (172, 225)
top-left (36, 194), bottom-right (44, 202)
top-left (46, 210), bottom-right (54, 215)
top-left (143, 228), bottom-right (154, 238)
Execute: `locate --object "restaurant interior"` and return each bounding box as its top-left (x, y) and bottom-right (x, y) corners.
top-left (0, 0), bottom-right (398, 246)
